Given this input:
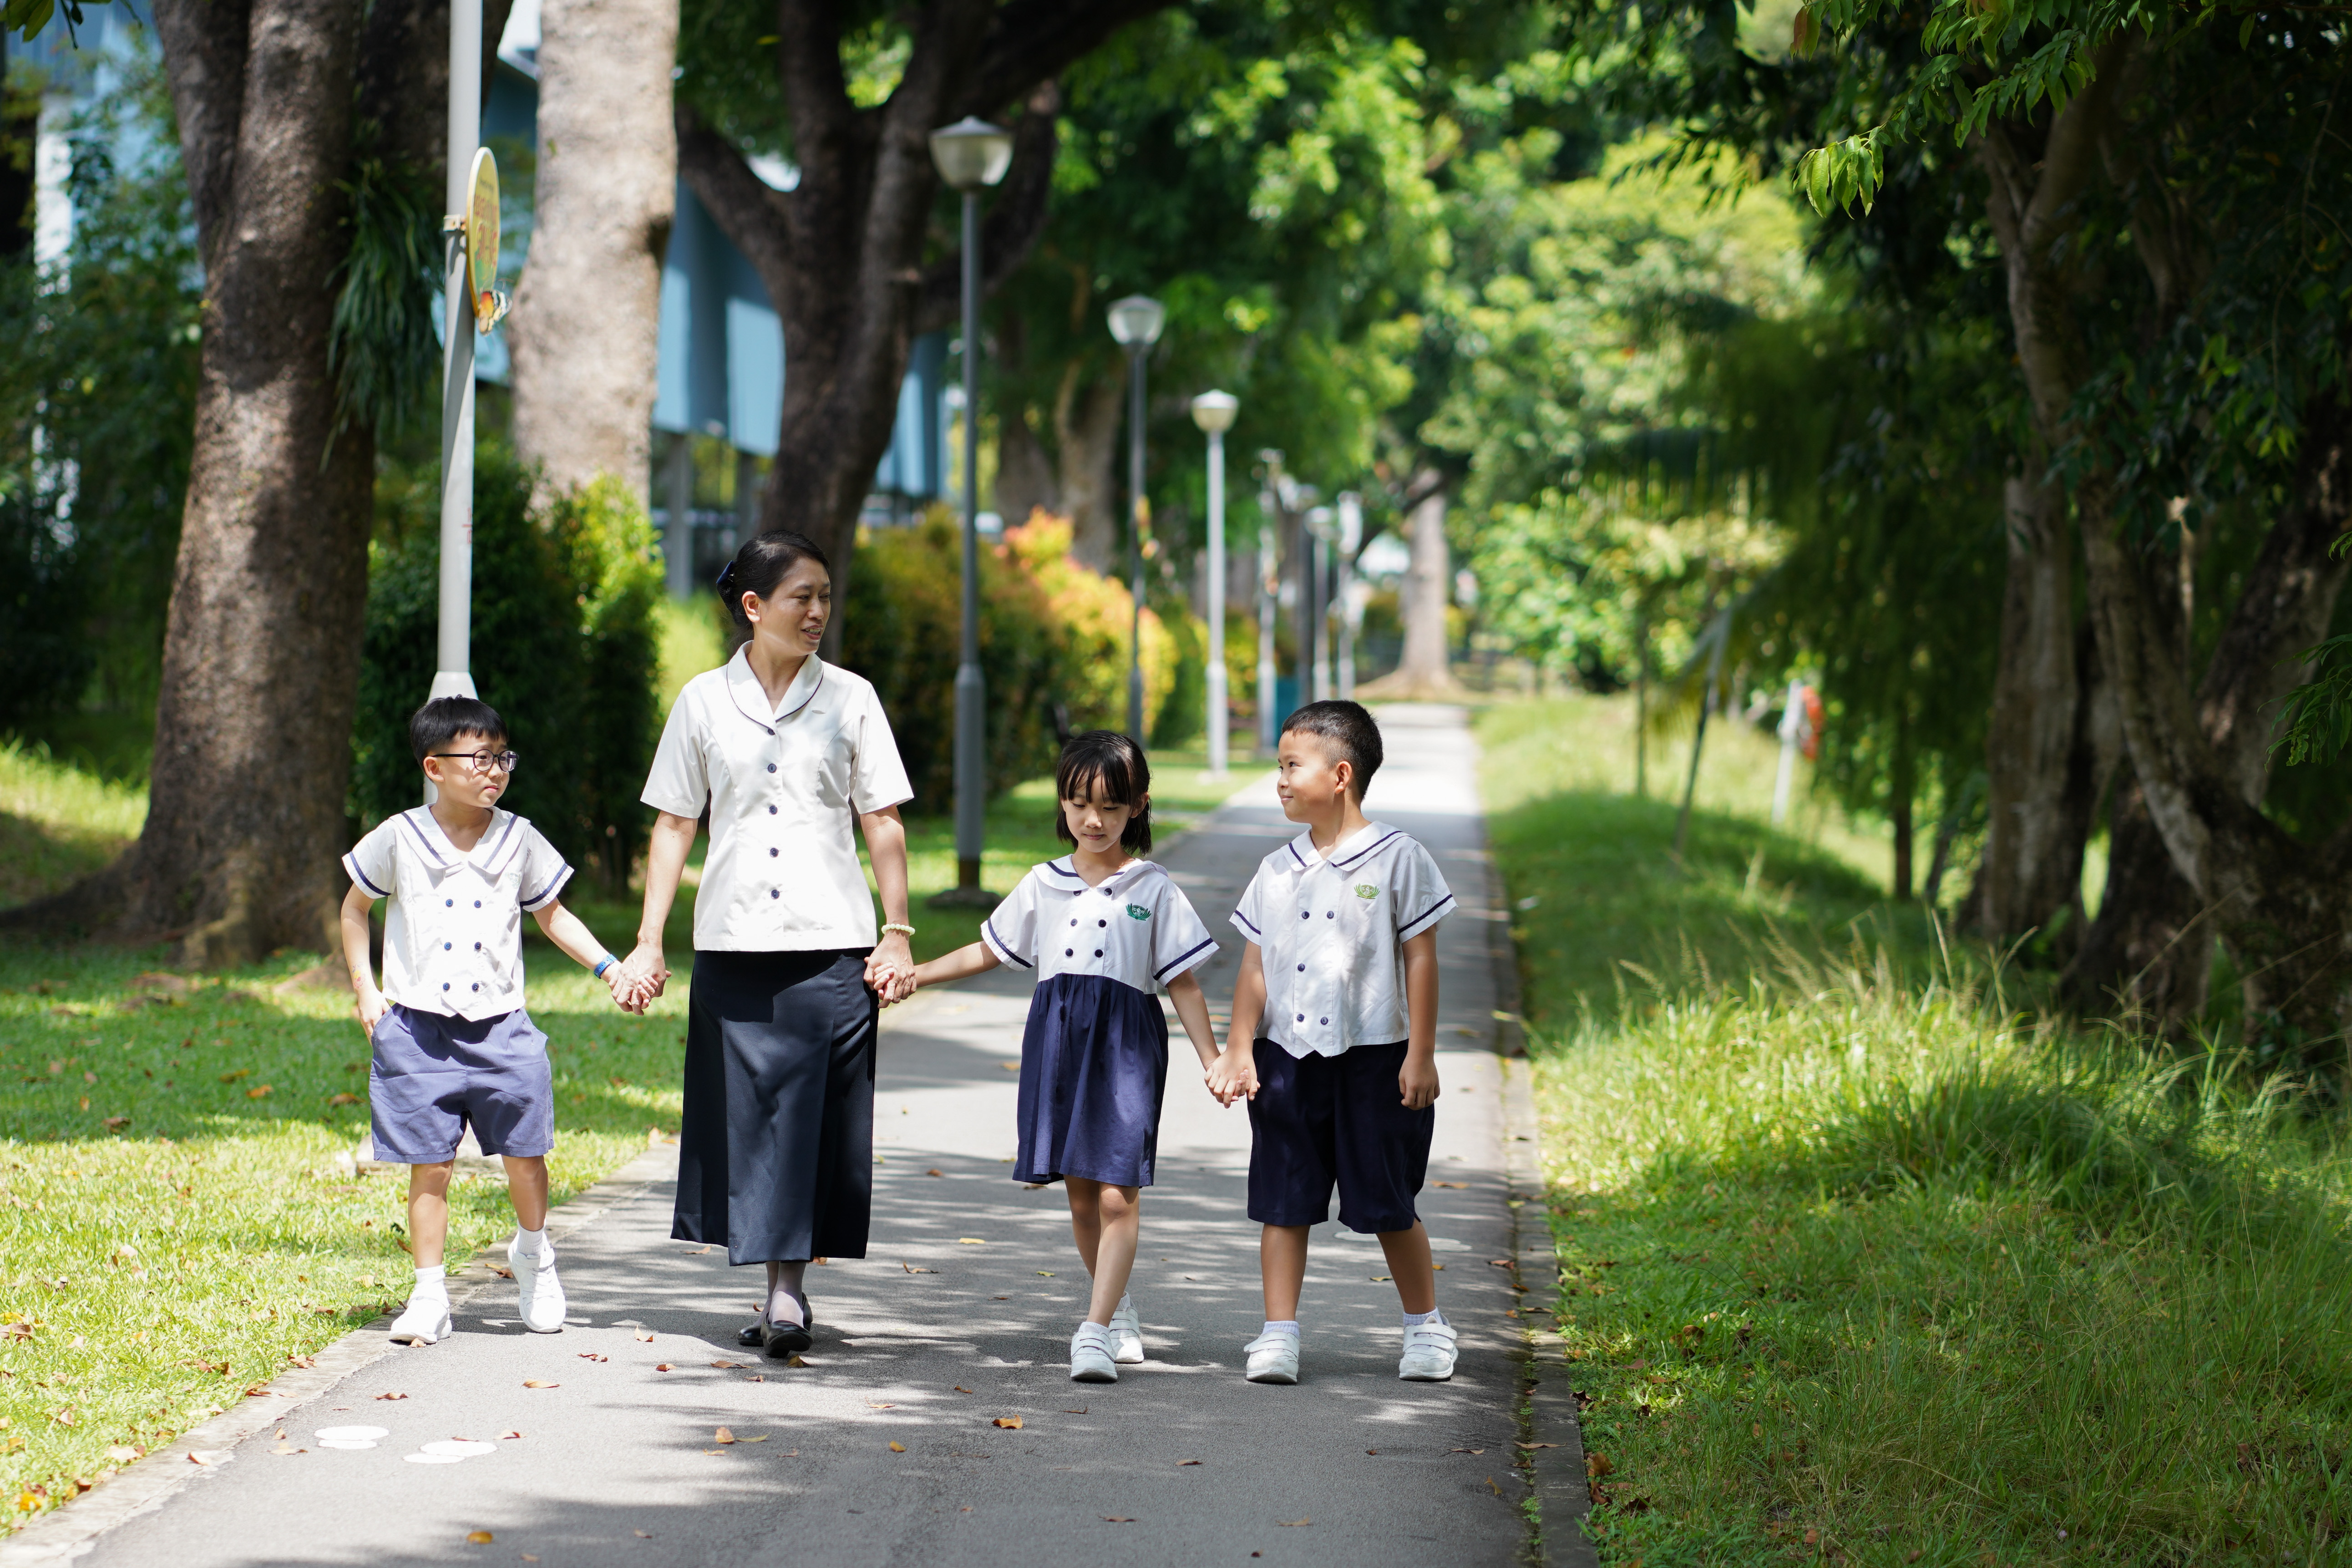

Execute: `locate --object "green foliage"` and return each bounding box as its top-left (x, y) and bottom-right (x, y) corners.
top-left (354, 453), bottom-right (664, 891)
top-left (0, 45), bottom-right (199, 729)
top-left (2, 0), bottom-right (115, 43)
top-left (327, 139), bottom-right (440, 441)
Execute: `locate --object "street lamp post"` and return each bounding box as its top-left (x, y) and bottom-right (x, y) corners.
top-left (1190, 390), bottom-right (1238, 776)
top-left (1255, 450), bottom-right (1285, 749)
top-left (1335, 492), bottom-right (1362, 699)
top-left (1107, 295), bottom-right (1165, 742)
top-left (928, 116), bottom-right (1015, 905)
top-left (432, 0), bottom-right (485, 710)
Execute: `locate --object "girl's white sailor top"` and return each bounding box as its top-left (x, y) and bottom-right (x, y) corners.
top-left (640, 649), bottom-right (914, 952)
top-left (1231, 821), bottom-right (1454, 1057)
top-left (343, 807), bottom-right (572, 1020)
top-left (980, 858), bottom-right (1218, 993)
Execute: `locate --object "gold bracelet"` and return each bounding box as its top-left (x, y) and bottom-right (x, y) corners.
top-left (879, 922), bottom-right (916, 939)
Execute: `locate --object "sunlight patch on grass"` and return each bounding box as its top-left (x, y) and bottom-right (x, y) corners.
top-left (0, 742), bottom-right (148, 908)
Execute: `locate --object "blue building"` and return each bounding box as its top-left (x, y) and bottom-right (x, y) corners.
top-left (20, 3), bottom-right (948, 598)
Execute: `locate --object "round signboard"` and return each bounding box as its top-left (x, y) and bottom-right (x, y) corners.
top-left (466, 147), bottom-right (501, 332)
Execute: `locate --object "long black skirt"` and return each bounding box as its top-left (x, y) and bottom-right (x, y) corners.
top-left (673, 949), bottom-right (876, 1265)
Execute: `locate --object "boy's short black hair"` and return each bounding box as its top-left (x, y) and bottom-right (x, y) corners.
top-left (410, 696), bottom-right (507, 763)
top-left (1054, 730), bottom-right (1152, 853)
top-left (1281, 700), bottom-right (1383, 799)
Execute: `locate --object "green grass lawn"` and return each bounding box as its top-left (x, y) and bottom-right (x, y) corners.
top-left (0, 729), bottom-right (1259, 1526)
top-left (1478, 697), bottom-right (2352, 1566)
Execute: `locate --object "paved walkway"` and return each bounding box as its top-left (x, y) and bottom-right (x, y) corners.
top-left (27, 706), bottom-right (1539, 1568)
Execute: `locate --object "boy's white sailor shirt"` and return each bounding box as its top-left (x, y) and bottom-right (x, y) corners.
top-left (1232, 821), bottom-right (1454, 1058)
top-left (980, 858), bottom-right (1218, 994)
top-left (640, 650), bottom-right (915, 952)
top-left (343, 807), bottom-right (572, 1021)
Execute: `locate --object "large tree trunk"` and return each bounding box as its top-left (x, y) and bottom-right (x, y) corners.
top-left (508, 0), bottom-right (676, 504)
top-left (4, 0), bottom-right (457, 964)
top-left (1363, 471), bottom-right (1458, 698)
top-left (2069, 779), bottom-right (2213, 1025)
top-left (1054, 365), bottom-right (1123, 570)
top-left (674, 0), bottom-right (1171, 635)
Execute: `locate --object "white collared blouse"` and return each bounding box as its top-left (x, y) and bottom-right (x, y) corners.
top-left (1231, 821), bottom-right (1455, 1058)
top-left (640, 649), bottom-right (914, 952)
top-left (343, 807), bottom-right (572, 1020)
top-left (980, 858), bottom-right (1218, 994)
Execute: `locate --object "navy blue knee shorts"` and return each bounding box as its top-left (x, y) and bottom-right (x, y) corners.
top-left (1246, 1040), bottom-right (1432, 1233)
top-left (369, 1003), bottom-right (554, 1162)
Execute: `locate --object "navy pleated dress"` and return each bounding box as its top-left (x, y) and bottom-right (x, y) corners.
top-left (981, 858), bottom-right (1218, 1188)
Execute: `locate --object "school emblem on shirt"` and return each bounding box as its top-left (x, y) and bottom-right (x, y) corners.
top-left (1354, 883), bottom-right (1379, 899)
top-left (1125, 903), bottom-right (1151, 920)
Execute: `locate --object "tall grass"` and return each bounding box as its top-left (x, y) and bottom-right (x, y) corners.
top-left (1538, 943), bottom-right (2352, 1564)
top-left (0, 741), bottom-right (148, 907)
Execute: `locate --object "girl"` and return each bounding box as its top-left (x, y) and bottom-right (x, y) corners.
top-left (905, 731), bottom-right (1221, 1382)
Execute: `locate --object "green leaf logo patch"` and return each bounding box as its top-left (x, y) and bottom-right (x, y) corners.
top-left (1353, 883), bottom-right (1379, 899)
top-left (1125, 903), bottom-right (1151, 920)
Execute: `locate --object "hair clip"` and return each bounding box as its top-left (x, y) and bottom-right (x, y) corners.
top-left (715, 562), bottom-right (737, 591)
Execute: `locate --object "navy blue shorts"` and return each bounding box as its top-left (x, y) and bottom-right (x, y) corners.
top-left (1246, 1040), bottom-right (1432, 1233)
top-left (369, 1003), bottom-right (554, 1162)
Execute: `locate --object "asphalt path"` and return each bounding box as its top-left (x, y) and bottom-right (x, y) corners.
top-left (56, 705), bottom-right (1534, 1568)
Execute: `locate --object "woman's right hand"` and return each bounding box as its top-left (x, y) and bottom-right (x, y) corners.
top-left (618, 941), bottom-right (669, 1010)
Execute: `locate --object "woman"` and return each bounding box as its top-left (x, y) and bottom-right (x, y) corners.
top-left (620, 530), bottom-right (917, 1358)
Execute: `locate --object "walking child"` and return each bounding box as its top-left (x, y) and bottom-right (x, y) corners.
top-left (1207, 700), bottom-right (1460, 1384)
top-left (339, 696), bottom-right (637, 1345)
top-left (902, 731), bottom-right (1222, 1382)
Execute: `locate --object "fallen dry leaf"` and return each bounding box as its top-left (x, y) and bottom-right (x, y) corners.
top-left (634, 1531), bottom-right (652, 1539)
top-left (714, 1428), bottom-right (735, 1444)
top-left (999, 1061), bottom-right (1019, 1071)
top-left (786, 1356), bottom-right (807, 1368)
top-left (1177, 1459), bottom-right (1201, 1467)
top-left (710, 1360), bottom-right (746, 1369)
top-left (956, 1238), bottom-right (986, 1245)
top-left (1451, 1447), bottom-right (1486, 1456)
top-left (1586, 1452), bottom-right (1615, 1478)
top-left (1277, 1517), bottom-right (1311, 1527)
top-left (522, 1380), bottom-right (559, 1389)
top-left (953, 1386), bottom-right (973, 1394)
top-left (101, 1116), bottom-right (129, 1131)
top-left (740, 1435), bottom-right (768, 1442)
top-left (867, 1402), bottom-right (895, 1410)
top-left (887, 1441), bottom-right (905, 1453)
top-left (992, 1416), bottom-right (1023, 1430)
top-left (1516, 1441), bottom-right (1558, 1450)
top-left (654, 1363), bottom-right (674, 1372)
top-left (375, 1393), bottom-right (408, 1401)
top-left (1061, 1407), bottom-right (1088, 1415)
top-left (465, 1531), bottom-right (493, 1544)
top-left (1487, 1258), bottom-right (1514, 1268)
top-left (633, 1330), bottom-right (654, 1342)
top-left (184, 1453), bottom-right (208, 1466)
top-left (925, 1169), bottom-right (943, 1177)
top-left (326, 1092), bottom-right (360, 1108)
top-left (578, 1353), bottom-right (608, 1363)
top-left (1432, 1181), bottom-right (1467, 1188)
top-left (104, 1446), bottom-right (137, 1463)
top-left (1102, 1516), bottom-right (1135, 1523)
top-left (245, 1085), bottom-right (272, 1099)
top-left (501, 1431), bottom-right (523, 1440)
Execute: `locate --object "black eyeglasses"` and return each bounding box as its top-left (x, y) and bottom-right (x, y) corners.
top-left (432, 750), bottom-right (521, 774)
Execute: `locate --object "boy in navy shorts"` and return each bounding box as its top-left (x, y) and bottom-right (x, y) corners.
top-left (339, 697), bottom-right (634, 1345)
top-left (1208, 700), bottom-right (1459, 1384)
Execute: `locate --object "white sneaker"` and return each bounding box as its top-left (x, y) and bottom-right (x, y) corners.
top-left (1399, 1318), bottom-right (1458, 1381)
top-left (1070, 1322), bottom-right (1119, 1383)
top-left (1243, 1332), bottom-right (1300, 1384)
top-left (1109, 1299), bottom-right (1145, 1365)
top-left (510, 1234), bottom-right (566, 1334)
top-left (389, 1289), bottom-right (452, 1345)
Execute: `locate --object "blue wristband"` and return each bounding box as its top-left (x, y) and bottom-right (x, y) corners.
top-left (593, 955), bottom-right (617, 979)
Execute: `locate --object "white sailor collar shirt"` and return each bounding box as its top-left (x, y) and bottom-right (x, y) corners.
top-left (343, 807), bottom-right (572, 1020)
top-left (980, 857), bottom-right (1218, 994)
top-left (1231, 821), bottom-right (1455, 1058)
top-left (640, 649), bottom-right (915, 952)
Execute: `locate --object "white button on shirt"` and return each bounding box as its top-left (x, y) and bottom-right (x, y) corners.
top-left (640, 650), bottom-right (914, 952)
top-left (980, 858), bottom-right (1218, 991)
top-left (343, 807), bottom-right (572, 1020)
top-left (1232, 822), bottom-right (1455, 1058)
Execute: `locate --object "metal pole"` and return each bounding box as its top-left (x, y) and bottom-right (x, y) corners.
top-left (949, 188), bottom-right (988, 894)
top-left (1205, 426), bottom-right (1227, 776)
top-left (431, 0), bottom-right (482, 708)
top-left (1336, 492), bottom-right (1360, 699)
top-left (1125, 346), bottom-right (1146, 742)
top-left (1257, 530), bottom-right (1277, 753)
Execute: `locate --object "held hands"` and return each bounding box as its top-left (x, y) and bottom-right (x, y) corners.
top-left (611, 943), bottom-right (669, 1015)
top-left (865, 929), bottom-right (917, 1005)
top-left (1205, 1048), bottom-right (1259, 1106)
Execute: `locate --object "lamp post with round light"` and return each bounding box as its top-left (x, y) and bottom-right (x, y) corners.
top-left (927, 116), bottom-right (1015, 905)
top-left (1190, 390), bottom-right (1238, 776)
top-left (1106, 294), bottom-right (1165, 742)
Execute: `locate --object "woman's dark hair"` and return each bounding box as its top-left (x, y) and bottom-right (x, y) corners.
top-left (1054, 730), bottom-right (1152, 853)
top-left (716, 530), bottom-right (831, 629)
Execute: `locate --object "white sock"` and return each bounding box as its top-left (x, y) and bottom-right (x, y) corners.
top-left (1261, 1319), bottom-right (1299, 1340)
top-left (1403, 1307), bottom-right (1444, 1329)
top-left (513, 1226), bottom-right (546, 1257)
top-left (1117, 1294), bottom-right (1133, 1314)
top-left (412, 1264), bottom-right (447, 1294)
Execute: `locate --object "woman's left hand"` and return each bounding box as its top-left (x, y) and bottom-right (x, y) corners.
top-left (865, 932), bottom-right (913, 997)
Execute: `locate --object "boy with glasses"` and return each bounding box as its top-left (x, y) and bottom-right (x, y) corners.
top-left (339, 696), bottom-right (635, 1344)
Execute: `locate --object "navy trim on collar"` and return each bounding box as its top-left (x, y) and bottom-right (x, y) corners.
top-left (1330, 829), bottom-right (1402, 872)
top-left (396, 808), bottom-right (450, 867)
top-left (476, 811), bottom-right (524, 875)
top-left (1044, 859), bottom-right (1085, 881)
top-left (725, 650), bottom-right (826, 734)
top-left (1284, 839), bottom-right (1309, 869)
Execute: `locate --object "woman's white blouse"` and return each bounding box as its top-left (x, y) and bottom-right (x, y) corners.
top-left (641, 650), bottom-right (913, 952)
top-left (980, 858), bottom-right (1217, 993)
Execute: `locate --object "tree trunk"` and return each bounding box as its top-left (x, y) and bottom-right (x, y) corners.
top-left (508, 0), bottom-right (676, 505)
top-left (1890, 697), bottom-right (1915, 900)
top-left (675, 1), bottom-right (1172, 627)
top-left (1054, 364), bottom-right (1124, 569)
top-left (1363, 472), bottom-right (1458, 698)
top-left (993, 404), bottom-right (1057, 531)
top-left (2068, 778), bottom-right (2213, 1025)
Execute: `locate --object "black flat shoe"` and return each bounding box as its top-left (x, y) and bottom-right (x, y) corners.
top-left (741, 1306), bottom-right (814, 1348)
top-left (761, 1318), bottom-right (813, 1357)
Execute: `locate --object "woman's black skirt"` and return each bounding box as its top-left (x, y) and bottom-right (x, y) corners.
top-left (673, 949), bottom-right (876, 1265)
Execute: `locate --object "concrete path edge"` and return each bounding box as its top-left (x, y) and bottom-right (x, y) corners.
top-left (0, 1142), bottom-right (680, 1567)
